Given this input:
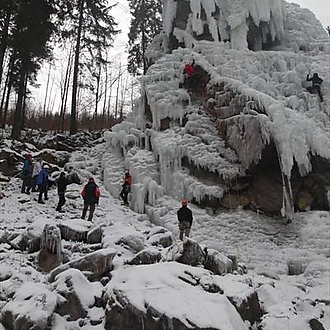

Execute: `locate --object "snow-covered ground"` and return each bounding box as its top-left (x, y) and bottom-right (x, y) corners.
top-left (0, 140), bottom-right (329, 329)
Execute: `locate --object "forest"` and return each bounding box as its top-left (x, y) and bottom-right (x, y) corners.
top-left (0, 0), bottom-right (162, 137)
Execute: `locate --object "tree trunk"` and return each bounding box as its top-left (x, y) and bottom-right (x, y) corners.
top-left (11, 66), bottom-right (27, 139)
top-left (21, 72), bottom-right (28, 130)
top-left (70, 0), bottom-right (84, 135)
top-left (141, 0), bottom-right (147, 75)
top-left (94, 62), bottom-right (101, 129)
top-left (43, 63), bottom-right (52, 117)
top-left (59, 46), bottom-right (73, 132)
top-left (0, 62), bottom-right (10, 126)
top-left (1, 56), bottom-right (15, 127)
top-left (0, 11), bottom-right (10, 87)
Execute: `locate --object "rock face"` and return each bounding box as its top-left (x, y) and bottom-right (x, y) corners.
top-left (134, 55), bottom-right (330, 218)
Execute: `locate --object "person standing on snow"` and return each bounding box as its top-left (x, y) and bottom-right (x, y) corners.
top-left (31, 158), bottom-right (42, 192)
top-left (306, 72), bottom-right (323, 102)
top-left (119, 169), bottom-right (132, 206)
top-left (36, 164), bottom-right (50, 204)
top-left (81, 177), bottom-right (100, 221)
top-left (177, 199), bottom-right (193, 240)
top-left (56, 172), bottom-right (67, 212)
top-left (21, 153), bottom-right (33, 194)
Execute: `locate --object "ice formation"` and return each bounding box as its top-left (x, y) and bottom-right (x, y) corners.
top-left (102, 0), bottom-right (330, 220)
top-left (162, 0), bottom-right (286, 50)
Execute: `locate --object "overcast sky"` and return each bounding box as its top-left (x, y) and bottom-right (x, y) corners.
top-left (289, 0), bottom-right (329, 27)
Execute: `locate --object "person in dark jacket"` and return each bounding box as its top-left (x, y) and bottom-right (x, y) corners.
top-left (119, 170), bottom-right (132, 206)
top-left (306, 72), bottom-right (323, 102)
top-left (81, 177), bottom-right (100, 221)
top-left (21, 153), bottom-right (33, 194)
top-left (56, 172), bottom-right (67, 212)
top-left (36, 164), bottom-right (50, 204)
top-left (177, 199), bottom-right (193, 240)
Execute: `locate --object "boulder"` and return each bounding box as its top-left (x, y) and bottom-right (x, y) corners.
top-left (127, 247), bottom-right (162, 265)
top-left (217, 275), bottom-right (262, 327)
top-left (58, 220), bottom-right (90, 242)
top-left (146, 227), bottom-right (174, 248)
top-left (309, 318), bottom-right (326, 330)
top-left (53, 269), bottom-right (100, 321)
top-left (115, 234), bottom-right (145, 253)
top-left (204, 248), bottom-right (233, 275)
top-left (104, 262), bottom-right (249, 330)
top-left (49, 247), bottom-right (116, 282)
top-left (87, 226), bottom-right (103, 244)
top-left (1, 282), bottom-right (57, 330)
top-left (176, 238), bottom-right (206, 266)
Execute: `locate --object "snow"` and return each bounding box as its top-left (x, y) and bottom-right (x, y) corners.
top-left (1, 0), bottom-right (330, 329)
top-left (1, 134), bottom-right (330, 329)
top-left (106, 262), bottom-right (249, 330)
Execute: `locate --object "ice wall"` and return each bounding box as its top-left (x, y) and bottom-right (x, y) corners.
top-left (162, 0), bottom-right (285, 50)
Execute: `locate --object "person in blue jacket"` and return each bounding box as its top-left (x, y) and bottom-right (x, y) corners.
top-left (36, 164), bottom-right (50, 204)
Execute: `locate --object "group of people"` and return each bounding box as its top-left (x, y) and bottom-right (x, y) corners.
top-left (21, 157), bottom-right (193, 238)
top-left (20, 157), bottom-right (134, 222)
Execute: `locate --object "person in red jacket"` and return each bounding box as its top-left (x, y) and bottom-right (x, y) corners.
top-left (81, 177), bottom-right (100, 221)
top-left (183, 59), bottom-right (196, 91)
top-left (120, 170), bottom-right (132, 206)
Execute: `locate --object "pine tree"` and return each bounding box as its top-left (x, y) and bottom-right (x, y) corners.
top-left (9, 0), bottom-right (56, 139)
top-left (326, 26), bottom-right (330, 37)
top-left (57, 0), bottom-right (119, 135)
top-left (127, 0), bottom-right (163, 76)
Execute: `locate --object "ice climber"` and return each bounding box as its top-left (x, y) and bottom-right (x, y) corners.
top-left (36, 164), bottom-right (50, 204)
top-left (177, 199), bottom-right (193, 240)
top-left (120, 169), bottom-right (132, 206)
top-left (81, 177), bottom-right (100, 221)
top-left (56, 172), bottom-right (67, 213)
top-left (21, 153), bottom-right (33, 194)
top-left (183, 59), bottom-right (196, 91)
top-left (306, 72), bottom-right (323, 102)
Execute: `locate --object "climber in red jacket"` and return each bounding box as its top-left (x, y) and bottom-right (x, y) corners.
top-left (183, 59), bottom-right (196, 91)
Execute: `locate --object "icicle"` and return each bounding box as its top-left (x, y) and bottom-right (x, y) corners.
top-left (275, 145), bottom-right (295, 223)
